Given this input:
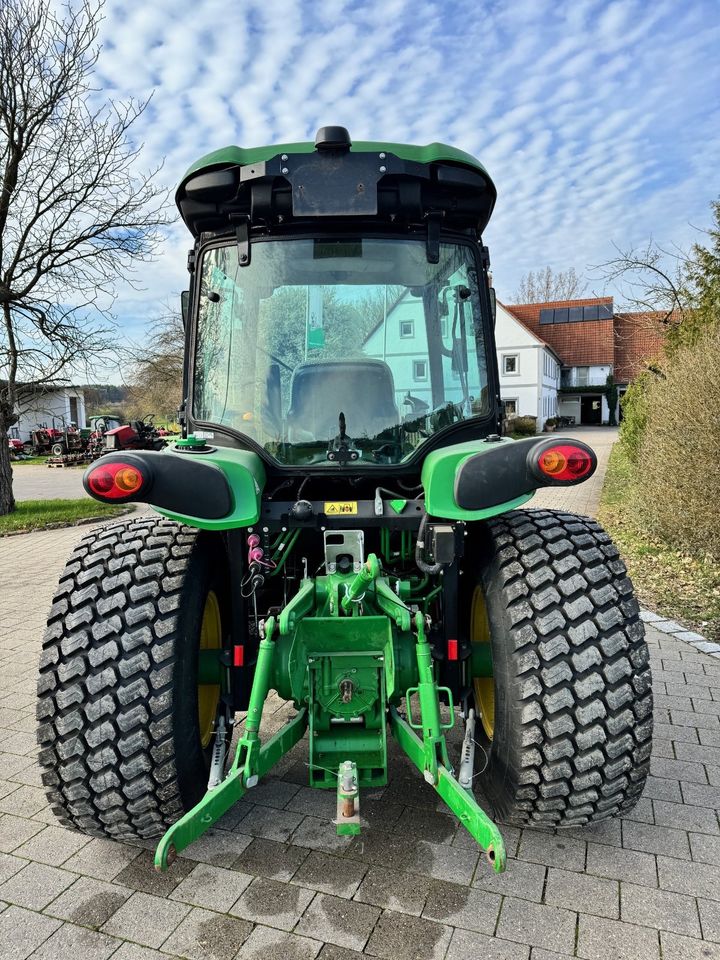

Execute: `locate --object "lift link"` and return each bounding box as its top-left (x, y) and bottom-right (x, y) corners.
top-left (154, 617), bottom-right (309, 871)
top-left (393, 611), bottom-right (506, 873)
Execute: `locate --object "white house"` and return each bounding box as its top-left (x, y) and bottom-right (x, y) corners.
top-left (495, 301), bottom-right (561, 430)
top-left (9, 385), bottom-right (87, 442)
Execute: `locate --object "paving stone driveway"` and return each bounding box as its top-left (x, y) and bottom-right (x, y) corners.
top-left (1, 454), bottom-right (719, 959)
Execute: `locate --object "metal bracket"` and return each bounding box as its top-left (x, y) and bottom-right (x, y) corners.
top-left (426, 213), bottom-right (441, 264)
top-left (235, 216), bottom-right (250, 266)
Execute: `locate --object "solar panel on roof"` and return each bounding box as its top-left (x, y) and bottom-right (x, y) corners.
top-left (569, 307), bottom-right (582, 322)
top-left (583, 305), bottom-right (599, 321)
top-left (539, 309), bottom-right (554, 324)
top-left (554, 308), bottom-right (569, 323)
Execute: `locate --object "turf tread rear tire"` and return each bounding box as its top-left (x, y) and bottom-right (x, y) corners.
top-left (37, 516), bottom-right (215, 841)
top-left (476, 508), bottom-right (652, 828)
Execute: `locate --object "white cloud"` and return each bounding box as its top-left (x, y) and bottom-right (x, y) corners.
top-left (83, 0), bottom-right (719, 356)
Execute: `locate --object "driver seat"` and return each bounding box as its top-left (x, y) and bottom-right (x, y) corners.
top-left (286, 359), bottom-right (399, 441)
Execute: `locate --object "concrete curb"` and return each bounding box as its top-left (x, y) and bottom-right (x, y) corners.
top-left (640, 608), bottom-right (720, 659)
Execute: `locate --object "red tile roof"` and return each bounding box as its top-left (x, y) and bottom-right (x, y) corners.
top-left (505, 298), bottom-right (669, 383)
top-left (613, 312), bottom-right (669, 383)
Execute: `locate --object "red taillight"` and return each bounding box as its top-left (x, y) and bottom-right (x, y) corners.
top-left (536, 444), bottom-right (593, 482)
top-left (87, 461), bottom-right (145, 499)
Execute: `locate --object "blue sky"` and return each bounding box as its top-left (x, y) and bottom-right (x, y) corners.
top-left (95, 0), bottom-right (720, 355)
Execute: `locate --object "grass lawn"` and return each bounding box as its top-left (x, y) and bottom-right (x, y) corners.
top-left (11, 456), bottom-right (47, 466)
top-left (0, 498), bottom-right (128, 535)
top-left (598, 444), bottom-right (720, 642)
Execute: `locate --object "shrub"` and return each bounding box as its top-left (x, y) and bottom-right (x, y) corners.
top-left (508, 415), bottom-right (537, 436)
top-left (632, 323), bottom-right (720, 560)
top-left (544, 417), bottom-right (557, 430)
top-left (619, 371), bottom-right (653, 464)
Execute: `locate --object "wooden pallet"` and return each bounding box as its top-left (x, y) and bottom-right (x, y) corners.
top-left (46, 455), bottom-right (88, 468)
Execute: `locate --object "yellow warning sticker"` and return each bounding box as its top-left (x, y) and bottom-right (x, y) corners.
top-left (324, 501), bottom-right (358, 515)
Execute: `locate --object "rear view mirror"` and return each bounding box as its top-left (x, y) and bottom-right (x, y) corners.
top-left (489, 287), bottom-right (497, 326)
top-left (181, 291), bottom-right (189, 328)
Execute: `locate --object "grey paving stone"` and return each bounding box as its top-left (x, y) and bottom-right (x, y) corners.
top-left (681, 781), bottom-right (720, 807)
top-left (230, 875), bottom-right (316, 931)
top-left (13, 824), bottom-right (90, 866)
top-left (114, 848), bottom-right (194, 896)
top-left (700, 898), bottom-right (720, 943)
top-left (653, 799), bottom-right (719, 834)
top-left (0, 859), bottom-right (77, 910)
top-left (689, 832), bottom-right (720, 865)
top-left (669, 710), bottom-right (720, 730)
top-left (422, 879), bottom-right (501, 934)
top-left (446, 929), bottom-right (530, 960)
top-left (565, 817), bottom-right (622, 848)
top-left (162, 906), bottom-right (253, 960)
top-left (0, 814), bottom-right (45, 853)
top-left (622, 820), bottom-right (691, 860)
top-left (642, 775), bottom-right (683, 803)
top-left (655, 621), bottom-right (685, 634)
top-left (347, 830), bottom-right (479, 885)
top-left (244, 777), bottom-right (302, 810)
top-left (29, 921), bottom-right (120, 960)
top-left (292, 816), bottom-right (355, 853)
top-left (586, 841), bottom-right (657, 887)
top-left (177, 826), bottom-right (254, 866)
top-left (292, 850), bottom-right (367, 899)
top-left (530, 950), bottom-right (575, 960)
top-left (61, 837), bottom-right (143, 880)
top-left (657, 855), bottom-right (720, 901)
top-left (238, 803), bottom-right (305, 843)
top-left (316, 945), bottom-right (365, 960)
top-left (101, 890), bottom-right (191, 948)
top-left (43, 875), bottom-right (133, 928)
top-left (577, 915), bottom-right (660, 960)
top-left (650, 756), bottom-right (709, 784)
top-left (110, 945), bottom-right (178, 960)
top-left (0, 904), bottom-right (61, 960)
top-left (640, 611), bottom-right (664, 623)
top-left (236, 923), bottom-right (322, 959)
top-left (622, 797), bottom-right (655, 824)
top-left (472, 855), bottom-right (547, 901)
top-left (394, 807), bottom-right (457, 844)
top-left (621, 882), bottom-right (701, 936)
top-left (353, 867), bottom-right (431, 917)
top-left (675, 631), bottom-right (708, 644)
top-left (296, 893), bottom-right (380, 952)
top-left (364, 909), bottom-right (452, 960)
top-left (544, 866), bottom-right (619, 918)
top-left (0, 785), bottom-right (46, 818)
top-left (169, 862), bottom-right (253, 911)
top-left (286, 786), bottom-right (338, 819)
top-left (0, 851), bottom-right (25, 885)
top-left (496, 898), bottom-right (577, 954)
top-left (661, 931), bottom-right (720, 960)
top-left (517, 830), bottom-right (586, 872)
top-left (232, 836), bottom-right (310, 881)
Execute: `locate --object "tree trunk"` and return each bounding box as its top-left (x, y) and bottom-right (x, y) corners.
top-left (0, 413), bottom-right (16, 516)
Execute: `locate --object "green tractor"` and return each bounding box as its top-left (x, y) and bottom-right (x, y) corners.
top-left (37, 127), bottom-right (652, 873)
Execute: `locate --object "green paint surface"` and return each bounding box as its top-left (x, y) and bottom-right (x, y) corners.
top-left (153, 445), bottom-right (266, 530)
top-left (181, 139), bottom-right (491, 183)
top-left (422, 438), bottom-right (535, 520)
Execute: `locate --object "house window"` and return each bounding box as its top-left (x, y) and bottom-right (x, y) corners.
top-left (503, 354), bottom-right (519, 375)
top-left (69, 397), bottom-right (79, 425)
top-left (576, 366), bottom-right (589, 386)
top-left (400, 319), bottom-right (414, 339)
top-left (503, 399), bottom-right (518, 416)
top-left (413, 359), bottom-right (428, 381)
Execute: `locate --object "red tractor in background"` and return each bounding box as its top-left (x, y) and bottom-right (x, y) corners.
top-left (100, 415), bottom-right (166, 456)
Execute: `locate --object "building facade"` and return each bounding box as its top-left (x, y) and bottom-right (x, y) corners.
top-left (9, 385), bottom-right (87, 442)
top-left (501, 297), bottom-right (666, 428)
top-left (495, 301), bottom-right (561, 429)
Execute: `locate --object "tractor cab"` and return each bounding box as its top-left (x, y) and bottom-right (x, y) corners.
top-left (176, 126), bottom-right (500, 473)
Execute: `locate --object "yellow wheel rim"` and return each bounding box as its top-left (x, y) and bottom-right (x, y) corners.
top-left (471, 586), bottom-right (495, 740)
top-left (198, 590), bottom-right (222, 749)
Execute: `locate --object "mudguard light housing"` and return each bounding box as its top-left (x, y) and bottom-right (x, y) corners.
top-left (86, 461), bottom-right (148, 501)
top-left (530, 442), bottom-right (595, 484)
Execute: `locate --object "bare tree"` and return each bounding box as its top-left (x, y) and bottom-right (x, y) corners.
top-left (0, 0), bottom-right (169, 514)
top-left (125, 311), bottom-right (185, 423)
top-left (598, 241), bottom-right (690, 328)
top-left (513, 266), bottom-right (586, 303)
